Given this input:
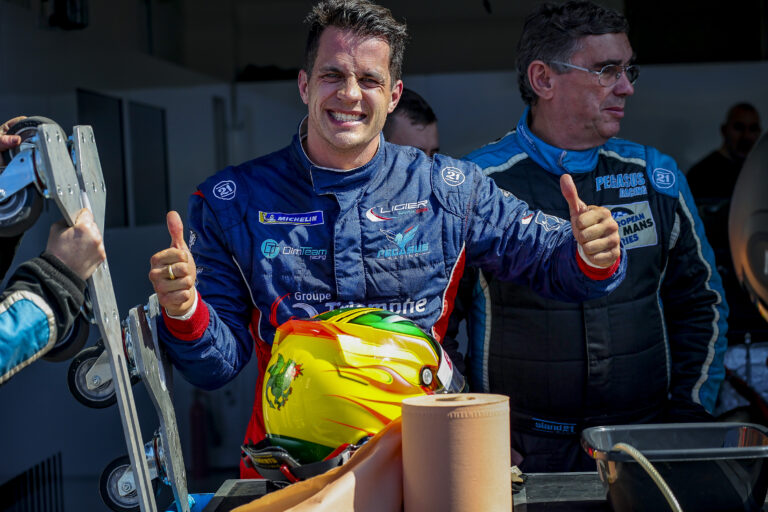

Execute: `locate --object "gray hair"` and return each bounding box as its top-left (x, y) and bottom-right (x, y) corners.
top-left (516, 1), bottom-right (628, 106)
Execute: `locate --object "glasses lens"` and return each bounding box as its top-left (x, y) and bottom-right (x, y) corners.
top-left (599, 65), bottom-right (639, 86)
top-left (598, 65), bottom-right (621, 86)
top-left (626, 66), bottom-right (639, 85)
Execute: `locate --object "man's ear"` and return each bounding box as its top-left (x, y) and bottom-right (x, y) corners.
top-left (388, 80), bottom-right (404, 114)
top-left (528, 60), bottom-right (555, 101)
top-left (298, 69), bottom-right (310, 105)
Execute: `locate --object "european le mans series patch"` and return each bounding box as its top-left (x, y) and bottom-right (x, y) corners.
top-left (607, 201), bottom-right (658, 250)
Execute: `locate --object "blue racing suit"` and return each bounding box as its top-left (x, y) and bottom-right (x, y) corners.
top-left (158, 121), bottom-right (627, 476)
top-left (453, 110), bottom-right (727, 471)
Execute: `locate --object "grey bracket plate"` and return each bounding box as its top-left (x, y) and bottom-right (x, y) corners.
top-left (37, 122), bottom-right (158, 512)
top-left (71, 126), bottom-right (107, 234)
top-left (127, 295), bottom-right (190, 512)
top-left (35, 124), bottom-right (82, 224)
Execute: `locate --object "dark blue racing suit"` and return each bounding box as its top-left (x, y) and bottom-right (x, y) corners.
top-left (452, 109), bottom-right (727, 471)
top-left (158, 120), bottom-right (626, 477)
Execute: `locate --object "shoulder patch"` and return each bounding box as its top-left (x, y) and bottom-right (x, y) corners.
top-left (212, 180), bottom-right (237, 200)
top-left (441, 166), bottom-right (466, 186)
top-left (651, 168), bottom-right (676, 190)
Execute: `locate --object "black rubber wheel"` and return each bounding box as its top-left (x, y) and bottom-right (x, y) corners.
top-left (67, 342), bottom-right (141, 408)
top-left (0, 116), bottom-right (54, 237)
top-left (99, 455), bottom-right (159, 512)
top-left (0, 181), bottom-right (43, 237)
top-left (67, 344), bottom-right (116, 408)
top-left (1, 116), bottom-right (58, 165)
top-left (44, 314), bottom-right (90, 362)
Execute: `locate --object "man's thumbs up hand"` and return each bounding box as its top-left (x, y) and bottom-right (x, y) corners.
top-left (560, 174), bottom-right (620, 269)
top-left (149, 211), bottom-right (198, 316)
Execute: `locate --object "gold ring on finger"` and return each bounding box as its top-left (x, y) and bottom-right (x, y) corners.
top-left (168, 264), bottom-right (176, 280)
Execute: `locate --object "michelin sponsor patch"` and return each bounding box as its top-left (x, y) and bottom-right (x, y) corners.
top-left (608, 201), bottom-right (657, 250)
top-left (259, 211), bottom-right (324, 226)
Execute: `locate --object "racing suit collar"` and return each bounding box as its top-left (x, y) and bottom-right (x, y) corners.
top-left (517, 107), bottom-right (600, 175)
top-left (292, 116), bottom-right (385, 197)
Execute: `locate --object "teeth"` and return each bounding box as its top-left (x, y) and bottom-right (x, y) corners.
top-left (331, 112), bottom-right (364, 122)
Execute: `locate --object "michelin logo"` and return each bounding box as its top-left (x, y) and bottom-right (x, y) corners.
top-left (259, 211), bottom-right (324, 226)
top-left (608, 201), bottom-right (658, 250)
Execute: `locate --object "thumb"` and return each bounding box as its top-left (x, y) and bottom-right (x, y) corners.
top-left (166, 211), bottom-right (188, 250)
top-left (74, 208), bottom-right (94, 226)
top-left (560, 174), bottom-right (587, 218)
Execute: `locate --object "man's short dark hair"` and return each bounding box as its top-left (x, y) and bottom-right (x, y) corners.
top-left (382, 88), bottom-right (437, 138)
top-left (303, 0), bottom-right (408, 83)
top-left (516, 1), bottom-right (628, 106)
top-left (725, 102), bottom-right (759, 123)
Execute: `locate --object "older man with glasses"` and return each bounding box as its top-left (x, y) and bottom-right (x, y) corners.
top-left (447, 0), bottom-right (727, 472)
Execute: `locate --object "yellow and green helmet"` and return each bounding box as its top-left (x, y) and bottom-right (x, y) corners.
top-left (262, 307), bottom-right (464, 464)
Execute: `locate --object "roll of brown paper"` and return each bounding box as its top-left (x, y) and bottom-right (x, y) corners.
top-left (402, 393), bottom-right (511, 512)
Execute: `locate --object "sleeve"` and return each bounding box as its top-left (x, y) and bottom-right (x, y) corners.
top-left (660, 170), bottom-right (728, 416)
top-left (0, 252), bottom-right (86, 385)
top-left (439, 267), bottom-right (477, 377)
top-left (157, 191), bottom-right (256, 390)
top-left (462, 166), bottom-right (627, 302)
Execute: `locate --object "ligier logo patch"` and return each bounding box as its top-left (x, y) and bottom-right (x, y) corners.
top-left (213, 180), bottom-right (236, 200)
top-left (259, 210), bottom-right (324, 226)
top-left (365, 200), bottom-right (429, 222)
top-left (608, 201), bottom-right (658, 250)
top-left (264, 354), bottom-right (303, 410)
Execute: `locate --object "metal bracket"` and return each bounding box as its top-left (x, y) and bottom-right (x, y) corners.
top-left (0, 148), bottom-right (39, 200)
top-left (33, 120), bottom-right (158, 512)
top-left (127, 295), bottom-right (190, 512)
top-left (84, 347), bottom-right (112, 391)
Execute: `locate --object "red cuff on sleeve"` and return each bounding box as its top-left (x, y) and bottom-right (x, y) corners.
top-left (161, 291), bottom-right (210, 341)
top-left (576, 251), bottom-right (621, 281)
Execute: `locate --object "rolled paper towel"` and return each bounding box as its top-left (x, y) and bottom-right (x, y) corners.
top-left (402, 393), bottom-right (511, 512)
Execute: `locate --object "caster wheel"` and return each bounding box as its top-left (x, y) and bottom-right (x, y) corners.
top-left (67, 345), bottom-right (115, 408)
top-left (99, 455), bottom-right (159, 512)
top-left (0, 116), bottom-right (58, 165)
top-left (44, 314), bottom-right (90, 362)
top-left (0, 117), bottom-right (56, 238)
top-left (67, 344), bottom-right (140, 408)
top-left (0, 185), bottom-right (43, 237)
top-left (0, 116), bottom-right (55, 237)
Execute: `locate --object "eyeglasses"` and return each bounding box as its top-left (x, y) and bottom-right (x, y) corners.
top-left (550, 61), bottom-right (639, 87)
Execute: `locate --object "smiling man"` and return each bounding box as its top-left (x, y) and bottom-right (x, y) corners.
top-left (147, 0), bottom-right (626, 479)
top-left (451, 0), bottom-right (728, 472)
